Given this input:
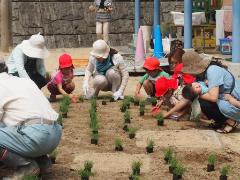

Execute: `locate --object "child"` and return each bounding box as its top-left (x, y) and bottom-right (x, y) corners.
top-left (47, 54), bottom-right (76, 102)
top-left (182, 81), bottom-right (209, 101)
top-left (135, 57), bottom-right (170, 99)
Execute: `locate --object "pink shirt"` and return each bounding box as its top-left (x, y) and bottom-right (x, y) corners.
top-left (51, 70), bottom-right (73, 85)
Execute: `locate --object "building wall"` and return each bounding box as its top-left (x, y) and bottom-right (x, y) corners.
top-left (11, 0), bottom-right (183, 48)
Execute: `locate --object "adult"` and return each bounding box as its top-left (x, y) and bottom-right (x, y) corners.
top-left (135, 57), bottom-right (170, 99)
top-left (164, 51), bottom-right (240, 133)
top-left (89, 0), bottom-right (113, 43)
top-left (83, 40), bottom-right (129, 100)
top-left (0, 61), bottom-right (62, 178)
top-left (6, 33), bottom-right (49, 89)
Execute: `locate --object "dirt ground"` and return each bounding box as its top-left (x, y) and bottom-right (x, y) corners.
top-left (42, 91), bottom-right (240, 180)
top-left (0, 48), bottom-right (240, 179)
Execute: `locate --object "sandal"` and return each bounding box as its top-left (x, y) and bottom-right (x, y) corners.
top-left (216, 121), bottom-right (238, 134)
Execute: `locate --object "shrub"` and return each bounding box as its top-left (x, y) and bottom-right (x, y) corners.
top-left (208, 154), bottom-right (217, 165)
top-left (147, 139), bottom-right (155, 149)
top-left (84, 160), bottom-right (93, 172)
top-left (164, 147), bottom-right (173, 163)
top-left (114, 138), bottom-right (123, 149)
top-left (169, 158), bottom-right (179, 169)
top-left (173, 163), bottom-right (185, 176)
top-left (220, 165), bottom-right (230, 176)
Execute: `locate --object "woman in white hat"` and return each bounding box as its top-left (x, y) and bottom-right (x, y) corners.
top-left (83, 39), bottom-right (129, 100)
top-left (6, 33), bottom-right (49, 89)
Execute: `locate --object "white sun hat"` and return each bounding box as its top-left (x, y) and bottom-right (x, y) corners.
top-left (90, 40), bottom-right (110, 59)
top-left (19, 33), bottom-right (49, 59)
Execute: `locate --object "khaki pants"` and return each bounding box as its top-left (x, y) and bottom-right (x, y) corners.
top-left (93, 68), bottom-right (121, 96)
top-left (96, 21), bottom-right (110, 43)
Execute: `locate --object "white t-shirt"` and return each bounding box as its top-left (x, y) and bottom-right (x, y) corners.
top-left (0, 73), bottom-right (58, 126)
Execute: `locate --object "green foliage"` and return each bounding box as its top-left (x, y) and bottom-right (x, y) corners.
top-left (128, 127), bottom-right (137, 135)
top-left (59, 103), bottom-right (68, 114)
top-left (150, 97), bottom-right (157, 104)
top-left (129, 174), bottom-right (140, 180)
top-left (50, 149), bottom-right (58, 159)
top-left (132, 161), bottom-right (142, 172)
top-left (164, 147), bottom-right (173, 163)
top-left (169, 158), bottom-right (179, 169)
top-left (173, 163), bottom-right (186, 176)
top-left (62, 95), bottom-right (71, 106)
top-left (78, 168), bottom-right (92, 178)
top-left (220, 165), bottom-right (230, 176)
top-left (139, 100), bottom-right (145, 108)
top-left (208, 154), bottom-right (217, 165)
top-left (124, 110), bottom-right (130, 122)
top-left (84, 160), bottom-right (93, 172)
top-left (147, 139), bottom-right (155, 149)
top-left (134, 98), bottom-right (140, 105)
top-left (91, 133), bottom-right (99, 140)
top-left (114, 138), bottom-right (123, 149)
top-left (57, 114), bottom-right (63, 125)
top-left (91, 98), bottom-right (97, 110)
top-left (156, 113), bottom-right (164, 122)
top-left (125, 96), bottom-right (134, 103)
top-left (79, 96), bottom-right (84, 103)
top-left (22, 175), bottom-right (39, 180)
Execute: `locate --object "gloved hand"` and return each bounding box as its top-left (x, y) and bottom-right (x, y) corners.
top-left (83, 80), bottom-right (89, 96)
top-left (113, 90), bottom-right (124, 101)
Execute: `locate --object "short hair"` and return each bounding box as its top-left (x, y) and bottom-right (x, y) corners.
top-left (0, 58), bottom-right (8, 73)
top-left (182, 84), bottom-right (197, 101)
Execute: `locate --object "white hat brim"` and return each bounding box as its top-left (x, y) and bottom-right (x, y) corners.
top-left (90, 45), bottom-right (110, 59)
top-left (20, 40), bottom-right (49, 59)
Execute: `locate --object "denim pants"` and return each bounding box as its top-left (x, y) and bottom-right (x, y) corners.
top-left (0, 122), bottom-right (62, 158)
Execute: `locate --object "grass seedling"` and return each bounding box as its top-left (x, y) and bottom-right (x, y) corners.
top-left (84, 160), bottom-right (93, 173)
top-left (79, 96), bottom-right (84, 103)
top-left (173, 163), bottom-right (185, 179)
top-left (139, 100), bottom-right (145, 108)
top-left (220, 165), bottom-right (230, 178)
top-left (124, 110), bottom-right (131, 123)
top-left (62, 95), bottom-right (71, 106)
top-left (156, 112), bottom-right (164, 126)
top-left (132, 160), bottom-right (142, 175)
top-left (169, 158), bottom-right (179, 174)
top-left (78, 168), bottom-right (92, 180)
top-left (91, 98), bottom-right (97, 111)
top-left (128, 127), bottom-right (137, 139)
top-left (59, 103), bottom-right (68, 117)
top-left (146, 139), bottom-right (155, 153)
top-left (164, 147), bottom-right (173, 164)
top-left (120, 100), bottom-right (128, 112)
top-left (57, 114), bottom-right (63, 126)
top-left (114, 138), bottom-right (123, 151)
top-left (91, 133), bottom-right (99, 145)
top-left (134, 98), bottom-right (140, 106)
top-left (150, 97), bottom-right (157, 106)
top-left (207, 153), bottom-right (216, 172)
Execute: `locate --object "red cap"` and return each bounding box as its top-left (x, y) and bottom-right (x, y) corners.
top-left (59, 54), bottom-right (74, 69)
top-left (155, 77), bottom-right (178, 97)
top-left (143, 57), bottom-right (162, 71)
top-left (172, 63), bottom-right (195, 84)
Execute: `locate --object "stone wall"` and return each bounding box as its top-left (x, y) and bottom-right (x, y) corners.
top-left (11, 0), bottom-right (183, 48)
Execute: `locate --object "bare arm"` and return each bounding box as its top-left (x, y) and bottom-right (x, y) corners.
top-left (200, 86), bottom-right (219, 103)
top-left (163, 98), bottom-right (190, 118)
top-left (135, 82), bottom-right (143, 98)
top-left (224, 94), bottom-right (240, 108)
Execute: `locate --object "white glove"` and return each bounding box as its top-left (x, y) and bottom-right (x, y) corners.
top-left (83, 80), bottom-right (89, 96)
top-left (113, 90), bottom-right (124, 101)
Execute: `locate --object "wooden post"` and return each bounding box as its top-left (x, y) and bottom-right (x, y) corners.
top-left (1, 0), bottom-right (12, 52)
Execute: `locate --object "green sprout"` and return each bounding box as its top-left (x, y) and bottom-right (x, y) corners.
top-left (220, 165), bottom-right (230, 176)
top-left (84, 160), bottom-right (93, 173)
top-left (128, 127), bottom-right (137, 135)
top-left (173, 163), bottom-right (186, 176)
top-left (164, 147), bottom-right (173, 163)
top-left (132, 160), bottom-right (142, 175)
top-left (114, 138), bottom-right (123, 149)
top-left (78, 168), bottom-right (92, 178)
top-left (124, 110), bottom-right (131, 123)
top-left (169, 158), bottom-right (179, 172)
top-left (147, 139), bottom-right (155, 149)
top-left (22, 175), bottom-right (39, 180)
top-left (208, 154), bottom-right (217, 165)
top-left (59, 103), bottom-right (68, 114)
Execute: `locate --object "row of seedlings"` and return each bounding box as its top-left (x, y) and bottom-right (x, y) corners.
top-left (89, 98), bottom-right (99, 145)
top-left (78, 160), bottom-right (94, 180)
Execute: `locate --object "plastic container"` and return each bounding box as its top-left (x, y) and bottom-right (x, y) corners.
top-left (219, 38), bottom-right (232, 55)
top-left (171, 11), bottom-right (206, 26)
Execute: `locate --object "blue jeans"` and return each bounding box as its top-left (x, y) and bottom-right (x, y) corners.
top-left (0, 122), bottom-right (62, 158)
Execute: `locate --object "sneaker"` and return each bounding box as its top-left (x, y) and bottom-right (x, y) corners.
top-left (49, 94), bottom-right (56, 102)
top-left (2, 160), bottom-right (40, 180)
